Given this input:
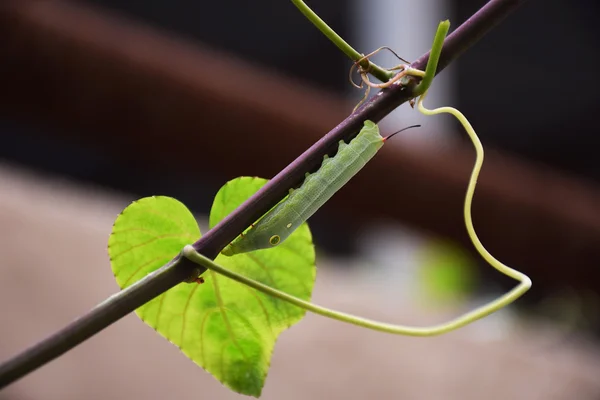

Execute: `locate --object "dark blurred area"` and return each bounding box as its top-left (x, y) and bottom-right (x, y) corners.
top-left (0, 0), bottom-right (599, 326)
top-left (0, 0), bottom-right (355, 249)
top-left (456, 0), bottom-right (600, 180)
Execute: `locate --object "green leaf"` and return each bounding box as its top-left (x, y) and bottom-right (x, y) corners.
top-left (108, 177), bottom-right (316, 397)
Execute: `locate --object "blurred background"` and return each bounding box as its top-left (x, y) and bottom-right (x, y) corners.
top-left (1, 0), bottom-right (599, 399)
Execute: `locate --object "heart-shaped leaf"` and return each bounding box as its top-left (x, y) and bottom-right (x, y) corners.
top-left (108, 177), bottom-right (316, 397)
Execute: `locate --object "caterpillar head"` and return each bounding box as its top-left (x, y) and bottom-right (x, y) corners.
top-left (221, 226), bottom-right (285, 257)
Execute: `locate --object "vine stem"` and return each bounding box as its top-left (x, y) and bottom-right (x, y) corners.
top-left (291, 0), bottom-right (394, 83)
top-left (413, 21), bottom-right (449, 96)
top-left (0, 0), bottom-right (528, 389)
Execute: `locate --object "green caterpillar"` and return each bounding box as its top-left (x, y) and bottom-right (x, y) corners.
top-left (221, 122), bottom-right (418, 256)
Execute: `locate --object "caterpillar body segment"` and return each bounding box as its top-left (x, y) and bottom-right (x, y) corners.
top-left (222, 120), bottom-right (384, 256)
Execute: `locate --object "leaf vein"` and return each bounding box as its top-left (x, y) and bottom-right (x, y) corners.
top-left (180, 284), bottom-right (200, 346)
top-left (210, 271), bottom-right (249, 363)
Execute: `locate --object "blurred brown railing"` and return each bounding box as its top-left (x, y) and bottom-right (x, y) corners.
top-left (1, 0), bottom-right (599, 293)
